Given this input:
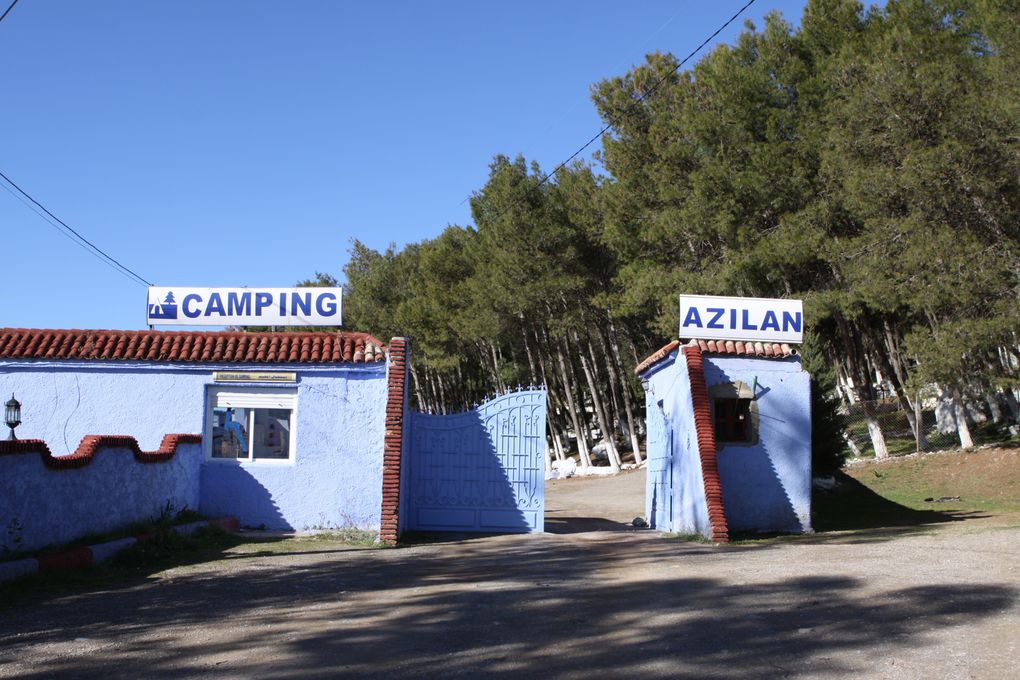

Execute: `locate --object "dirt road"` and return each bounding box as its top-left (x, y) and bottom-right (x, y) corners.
top-left (1, 472), bottom-right (1017, 679)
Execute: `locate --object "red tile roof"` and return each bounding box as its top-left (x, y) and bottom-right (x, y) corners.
top-left (690, 339), bottom-right (798, 358)
top-left (636, 339), bottom-right (797, 375)
top-left (683, 345), bottom-right (730, 544)
top-left (633, 340), bottom-right (681, 376)
top-left (0, 328), bottom-right (386, 364)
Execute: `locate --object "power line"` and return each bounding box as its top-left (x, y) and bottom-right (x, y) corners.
top-left (0, 170), bottom-right (153, 287)
top-left (537, 0), bottom-right (757, 191)
top-left (0, 2), bottom-right (152, 289)
top-left (464, 0), bottom-right (757, 214)
top-left (0, 0), bottom-right (19, 26)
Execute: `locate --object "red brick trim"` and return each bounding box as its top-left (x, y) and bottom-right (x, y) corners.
top-left (379, 337), bottom-right (409, 545)
top-left (0, 433), bottom-right (202, 469)
top-left (683, 345), bottom-right (730, 544)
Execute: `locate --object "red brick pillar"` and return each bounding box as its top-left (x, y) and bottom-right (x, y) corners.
top-left (379, 337), bottom-right (409, 545)
top-left (683, 344), bottom-right (730, 544)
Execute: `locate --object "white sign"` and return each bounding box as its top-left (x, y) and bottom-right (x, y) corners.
top-left (147, 287), bottom-right (343, 327)
top-left (679, 294), bottom-right (803, 344)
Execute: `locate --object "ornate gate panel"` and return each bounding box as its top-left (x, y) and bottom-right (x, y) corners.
top-left (405, 389), bottom-right (545, 533)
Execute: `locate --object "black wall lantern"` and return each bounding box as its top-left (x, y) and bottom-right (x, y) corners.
top-left (5, 394), bottom-right (21, 441)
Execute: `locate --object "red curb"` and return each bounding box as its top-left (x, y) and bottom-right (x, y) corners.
top-left (208, 517), bottom-right (241, 532)
top-left (3, 517), bottom-right (241, 581)
top-left (37, 546), bottom-right (93, 573)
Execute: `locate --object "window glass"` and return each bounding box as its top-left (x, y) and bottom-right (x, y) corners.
top-left (253, 408), bottom-right (291, 460)
top-left (212, 406), bottom-right (250, 458)
top-left (207, 388), bottom-right (296, 462)
top-left (714, 398), bottom-right (753, 443)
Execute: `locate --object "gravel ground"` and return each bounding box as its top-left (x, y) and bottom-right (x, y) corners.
top-left (1, 470), bottom-right (1017, 679)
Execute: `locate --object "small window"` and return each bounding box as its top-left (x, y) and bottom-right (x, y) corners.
top-left (710, 381), bottom-right (758, 445)
top-left (714, 398), bottom-right (753, 442)
top-left (207, 388), bottom-right (296, 462)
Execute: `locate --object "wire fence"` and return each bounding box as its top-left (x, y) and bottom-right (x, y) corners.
top-left (835, 398), bottom-right (1017, 459)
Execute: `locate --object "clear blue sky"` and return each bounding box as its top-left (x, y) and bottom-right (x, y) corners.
top-left (1, 0), bottom-right (809, 330)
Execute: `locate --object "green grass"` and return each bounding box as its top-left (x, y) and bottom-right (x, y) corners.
top-left (670, 532), bottom-right (711, 544)
top-left (812, 447), bottom-right (1020, 535)
top-left (232, 529), bottom-right (383, 554)
top-left (0, 525), bottom-right (244, 609)
top-left (845, 455), bottom-right (1020, 516)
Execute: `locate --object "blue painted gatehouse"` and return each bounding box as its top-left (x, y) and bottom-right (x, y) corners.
top-left (636, 338), bottom-right (812, 542)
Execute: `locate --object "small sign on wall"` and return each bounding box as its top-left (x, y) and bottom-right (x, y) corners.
top-left (213, 371), bottom-right (297, 383)
top-left (679, 294), bottom-right (803, 344)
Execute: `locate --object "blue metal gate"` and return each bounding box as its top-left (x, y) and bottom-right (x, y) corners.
top-left (404, 389), bottom-right (546, 533)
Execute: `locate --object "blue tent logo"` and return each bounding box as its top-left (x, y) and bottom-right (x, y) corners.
top-left (149, 292), bottom-right (178, 320)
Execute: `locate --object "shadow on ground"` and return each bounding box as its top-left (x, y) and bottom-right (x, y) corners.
top-left (544, 516), bottom-right (643, 534)
top-left (810, 471), bottom-right (973, 536)
top-left (0, 529), bottom-right (1014, 679)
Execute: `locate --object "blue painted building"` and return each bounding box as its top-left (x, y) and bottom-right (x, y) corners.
top-left (0, 328), bottom-right (392, 538)
top-left (636, 339), bottom-right (812, 541)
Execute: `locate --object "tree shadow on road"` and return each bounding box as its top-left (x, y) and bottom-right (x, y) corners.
top-left (0, 531), bottom-right (1015, 679)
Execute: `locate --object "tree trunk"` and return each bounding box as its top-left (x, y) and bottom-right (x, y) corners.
top-left (608, 321), bottom-right (643, 463)
top-left (837, 314), bottom-right (890, 459)
top-left (409, 364), bottom-right (426, 413)
top-left (984, 390), bottom-right (1003, 424)
top-left (521, 323), bottom-right (538, 386)
top-left (915, 393), bottom-right (924, 453)
top-left (426, 369), bottom-right (440, 415)
top-left (575, 331), bottom-right (621, 472)
top-left (489, 342), bottom-right (505, 393)
top-left (951, 384), bottom-right (976, 449)
top-left (593, 334), bottom-right (625, 442)
top-left (560, 334), bottom-right (595, 462)
top-left (1001, 387), bottom-right (1020, 428)
top-left (556, 342), bottom-right (592, 467)
top-left (844, 431), bottom-right (864, 458)
top-left (872, 346), bottom-right (929, 450)
top-left (544, 424), bottom-right (553, 473)
top-left (437, 373), bottom-right (449, 415)
top-left (861, 399), bottom-right (890, 459)
top-left (549, 416), bottom-right (567, 463)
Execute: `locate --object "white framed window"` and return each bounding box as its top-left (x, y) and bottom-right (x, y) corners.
top-left (206, 387), bottom-right (297, 463)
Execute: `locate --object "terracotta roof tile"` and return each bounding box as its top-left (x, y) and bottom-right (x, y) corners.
top-left (637, 338), bottom-right (798, 374)
top-left (693, 338), bottom-right (796, 358)
top-left (634, 340), bottom-right (682, 375)
top-left (0, 329), bottom-right (386, 365)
